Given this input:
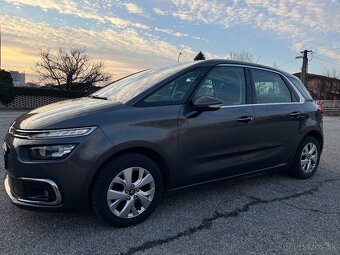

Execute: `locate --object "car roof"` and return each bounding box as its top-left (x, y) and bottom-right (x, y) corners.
top-left (192, 59), bottom-right (296, 79)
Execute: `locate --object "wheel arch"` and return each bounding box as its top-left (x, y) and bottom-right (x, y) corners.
top-left (304, 130), bottom-right (323, 152)
top-left (87, 145), bottom-right (172, 204)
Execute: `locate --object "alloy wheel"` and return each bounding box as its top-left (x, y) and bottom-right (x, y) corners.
top-left (106, 167), bottom-right (155, 218)
top-left (300, 142), bottom-right (318, 173)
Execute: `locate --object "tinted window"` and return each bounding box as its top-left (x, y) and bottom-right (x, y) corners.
top-left (252, 69), bottom-right (292, 103)
top-left (144, 70), bottom-right (202, 103)
top-left (93, 62), bottom-right (196, 103)
top-left (287, 76), bottom-right (313, 100)
top-left (194, 66), bottom-right (246, 106)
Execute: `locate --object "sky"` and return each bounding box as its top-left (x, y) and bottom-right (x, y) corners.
top-left (0, 0), bottom-right (340, 82)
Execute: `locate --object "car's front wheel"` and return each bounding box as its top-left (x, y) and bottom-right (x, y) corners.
top-left (289, 136), bottom-right (321, 179)
top-left (91, 153), bottom-right (163, 227)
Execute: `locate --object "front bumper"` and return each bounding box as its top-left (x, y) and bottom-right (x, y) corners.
top-left (3, 127), bottom-right (113, 211)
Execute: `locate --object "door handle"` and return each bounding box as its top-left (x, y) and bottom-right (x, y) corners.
top-left (290, 111), bottom-right (302, 118)
top-left (237, 116), bottom-right (253, 123)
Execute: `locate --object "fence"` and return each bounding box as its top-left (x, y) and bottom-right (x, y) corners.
top-left (0, 87), bottom-right (88, 109)
top-left (0, 95), bottom-right (72, 109)
top-left (316, 100), bottom-right (340, 115)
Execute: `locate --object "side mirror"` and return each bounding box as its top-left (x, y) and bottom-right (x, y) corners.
top-left (192, 96), bottom-right (222, 111)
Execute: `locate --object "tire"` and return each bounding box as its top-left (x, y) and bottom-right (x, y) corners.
top-left (289, 136), bottom-right (321, 179)
top-left (91, 153), bottom-right (163, 227)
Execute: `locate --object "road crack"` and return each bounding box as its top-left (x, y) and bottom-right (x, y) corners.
top-left (119, 179), bottom-right (340, 255)
top-left (280, 201), bottom-right (340, 216)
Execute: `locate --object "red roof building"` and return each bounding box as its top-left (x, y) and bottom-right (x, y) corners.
top-left (294, 72), bottom-right (340, 100)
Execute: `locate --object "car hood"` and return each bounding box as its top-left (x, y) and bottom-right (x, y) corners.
top-left (13, 97), bottom-right (121, 130)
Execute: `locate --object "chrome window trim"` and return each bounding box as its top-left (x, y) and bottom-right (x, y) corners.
top-left (216, 64), bottom-right (305, 105)
top-left (4, 174), bottom-right (62, 206)
top-left (220, 101), bottom-right (304, 109)
top-left (9, 126), bottom-right (96, 139)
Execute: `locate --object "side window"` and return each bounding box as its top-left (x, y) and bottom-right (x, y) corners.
top-left (143, 70), bottom-right (202, 104)
top-left (251, 69), bottom-right (292, 104)
top-left (194, 66), bottom-right (246, 106)
top-left (287, 77), bottom-right (312, 101)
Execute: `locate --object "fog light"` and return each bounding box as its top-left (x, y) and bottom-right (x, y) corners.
top-left (29, 145), bottom-right (76, 160)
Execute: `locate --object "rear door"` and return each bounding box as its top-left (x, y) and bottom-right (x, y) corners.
top-left (249, 67), bottom-right (304, 170)
top-left (177, 65), bottom-right (256, 187)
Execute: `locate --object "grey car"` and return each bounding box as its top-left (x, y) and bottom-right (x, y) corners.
top-left (3, 60), bottom-right (323, 227)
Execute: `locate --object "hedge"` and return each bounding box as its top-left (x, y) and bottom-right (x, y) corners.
top-left (14, 87), bottom-right (88, 98)
top-left (0, 70), bottom-right (15, 104)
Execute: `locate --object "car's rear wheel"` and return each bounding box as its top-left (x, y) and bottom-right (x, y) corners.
top-left (289, 136), bottom-right (321, 179)
top-left (91, 153), bottom-right (163, 227)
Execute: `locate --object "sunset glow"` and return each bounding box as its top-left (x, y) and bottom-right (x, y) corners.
top-left (1, 0), bottom-right (339, 81)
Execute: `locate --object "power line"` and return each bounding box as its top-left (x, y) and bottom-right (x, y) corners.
top-left (313, 53), bottom-right (330, 60)
top-left (313, 57), bottom-right (330, 65)
top-left (312, 52), bottom-right (336, 65)
top-left (277, 58), bottom-right (296, 68)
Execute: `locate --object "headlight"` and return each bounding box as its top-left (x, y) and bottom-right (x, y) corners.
top-left (10, 127), bottom-right (96, 139)
top-left (29, 145), bottom-right (76, 160)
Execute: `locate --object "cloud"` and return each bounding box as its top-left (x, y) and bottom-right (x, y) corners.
top-left (170, 0), bottom-right (340, 62)
top-left (154, 26), bottom-right (208, 41)
top-left (4, 0), bottom-right (105, 21)
top-left (170, 0), bottom-right (339, 33)
top-left (3, 0), bottom-right (149, 30)
top-left (124, 3), bottom-right (146, 16)
top-left (316, 47), bottom-right (340, 61)
top-left (153, 8), bottom-right (167, 16)
top-left (192, 36), bottom-right (209, 42)
top-left (292, 42), bottom-right (306, 52)
top-left (106, 17), bottom-right (149, 30)
top-left (0, 16), bottom-right (200, 80)
top-left (1, 46), bottom-right (40, 72)
top-left (155, 27), bottom-right (188, 37)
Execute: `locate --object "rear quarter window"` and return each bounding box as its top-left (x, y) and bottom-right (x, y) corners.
top-left (287, 77), bottom-right (313, 101)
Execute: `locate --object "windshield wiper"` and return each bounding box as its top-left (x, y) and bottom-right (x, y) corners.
top-left (88, 95), bottom-right (108, 100)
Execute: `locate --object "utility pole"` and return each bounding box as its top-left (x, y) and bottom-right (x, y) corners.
top-left (296, 50), bottom-right (313, 86)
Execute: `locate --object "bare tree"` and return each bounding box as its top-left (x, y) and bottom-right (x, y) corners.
top-left (323, 67), bottom-right (340, 96)
top-left (225, 50), bottom-right (253, 62)
top-left (324, 67), bottom-right (339, 80)
top-left (34, 48), bottom-right (111, 90)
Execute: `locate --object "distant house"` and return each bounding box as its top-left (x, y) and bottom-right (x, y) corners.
top-left (9, 71), bottom-right (25, 87)
top-left (293, 72), bottom-right (340, 100)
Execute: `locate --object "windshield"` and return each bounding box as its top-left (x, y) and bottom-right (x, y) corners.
top-left (93, 62), bottom-right (196, 103)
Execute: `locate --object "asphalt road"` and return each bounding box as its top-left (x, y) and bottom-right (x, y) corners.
top-left (1, 110), bottom-right (340, 255)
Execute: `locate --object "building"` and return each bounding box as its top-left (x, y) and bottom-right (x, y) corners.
top-left (294, 72), bottom-right (340, 100)
top-left (9, 70), bottom-right (25, 87)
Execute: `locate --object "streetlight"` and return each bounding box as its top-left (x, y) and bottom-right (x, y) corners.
top-left (177, 52), bottom-right (182, 63)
